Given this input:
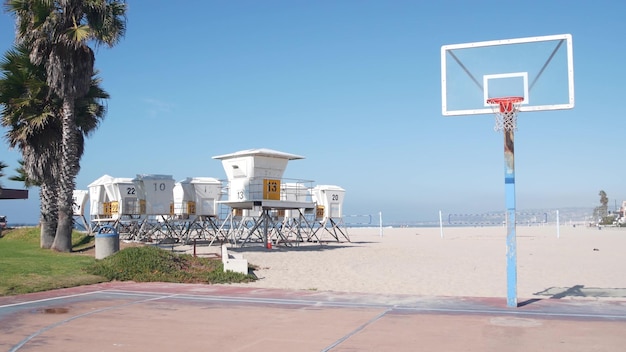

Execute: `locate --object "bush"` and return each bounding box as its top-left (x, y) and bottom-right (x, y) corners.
top-left (600, 215), bottom-right (617, 226)
top-left (86, 246), bottom-right (255, 284)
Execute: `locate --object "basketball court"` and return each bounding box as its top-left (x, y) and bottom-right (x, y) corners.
top-left (1, 282), bottom-right (625, 351)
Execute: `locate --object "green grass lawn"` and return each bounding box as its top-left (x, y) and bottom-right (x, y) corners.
top-left (0, 227), bottom-right (255, 296)
top-left (0, 227), bottom-right (104, 295)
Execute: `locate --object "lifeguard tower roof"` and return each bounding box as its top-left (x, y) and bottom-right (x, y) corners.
top-left (212, 148), bottom-right (304, 182)
top-left (88, 174), bottom-right (114, 188)
top-left (212, 148), bottom-right (304, 161)
top-left (213, 148), bottom-right (312, 210)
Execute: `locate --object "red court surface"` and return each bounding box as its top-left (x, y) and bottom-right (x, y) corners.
top-left (1, 282), bottom-right (626, 351)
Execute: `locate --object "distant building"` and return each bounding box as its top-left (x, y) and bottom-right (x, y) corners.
top-left (618, 201), bottom-right (626, 225)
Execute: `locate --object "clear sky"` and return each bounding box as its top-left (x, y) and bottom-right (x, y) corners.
top-left (1, 0), bottom-right (625, 224)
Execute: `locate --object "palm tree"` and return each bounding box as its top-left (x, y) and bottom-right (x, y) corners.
top-left (9, 160), bottom-right (34, 186)
top-left (5, 0), bottom-right (126, 251)
top-left (0, 160), bottom-right (7, 190)
top-left (0, 44), bottom-right (60, 246)
top-left (599, 190), bottom-right (609, 219)
top-left (0, 44), bottom-right (109, 248)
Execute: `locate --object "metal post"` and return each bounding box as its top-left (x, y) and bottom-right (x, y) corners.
top-left (264, 210), bottom-right (270, 249)
top-left (439, 210), bottom-right (444, 239)
top-left (504, 128), bottom-right (517, 307)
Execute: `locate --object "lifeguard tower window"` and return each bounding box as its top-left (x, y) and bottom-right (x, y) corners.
top-left (231, 165), bottom-right (246, 178)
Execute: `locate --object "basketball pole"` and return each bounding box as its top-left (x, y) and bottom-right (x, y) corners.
top-left (503, 127), bottom-right (518, 308)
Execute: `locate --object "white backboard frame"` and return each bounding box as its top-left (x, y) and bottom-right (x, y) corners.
top-left (441, 34), bottom-right (575, 116)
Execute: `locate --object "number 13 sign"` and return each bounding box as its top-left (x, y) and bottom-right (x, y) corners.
top-left (263, 179), bottom-right (280, 200)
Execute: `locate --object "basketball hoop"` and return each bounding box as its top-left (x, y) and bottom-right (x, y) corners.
top-left (487, 96), bottom-right (524, 132)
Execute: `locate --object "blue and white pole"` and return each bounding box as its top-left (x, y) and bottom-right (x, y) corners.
top-left (490, 97), bottom-right (522, 308)
top-left (504, 127), bottom-right (517, 307)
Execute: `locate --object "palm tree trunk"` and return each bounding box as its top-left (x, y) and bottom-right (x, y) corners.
top-left (39, 181), bottom-right (58, 248)
top-left (52, 98), bottom-right (80, 252)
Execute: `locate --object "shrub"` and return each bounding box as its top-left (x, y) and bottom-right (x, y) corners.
top-left (86, 246), bottom-right (255, 284)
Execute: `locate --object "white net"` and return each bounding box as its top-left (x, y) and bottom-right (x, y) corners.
top-left (493, 111), bottom-right (518, 132)
top-left (488, 97), bottom-right (523, 132)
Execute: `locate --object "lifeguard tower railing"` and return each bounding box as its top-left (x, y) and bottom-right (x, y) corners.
top-left (217, 178), bottom-right (321, 247)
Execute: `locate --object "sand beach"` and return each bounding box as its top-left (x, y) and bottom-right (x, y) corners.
top-left (186, 225), bottom-right (626, 301)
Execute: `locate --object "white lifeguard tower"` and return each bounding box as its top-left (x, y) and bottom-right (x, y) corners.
top-left (104, 177), bottom-right (141, 216)
top-left (174, 177), bottom-right (222, 216)
top-left (88, 175), bottom-right (142, 236)
top-left (106, 177), bottom-right (142, 237)
top-left (172, 177), bottom-right (224, 243)
top-left (311, 185), bottom-right (349, 241)
top-left (72, 190), bottom-right (90, 233)
top-left (132, 174), bottom-right (176, 242)
top-left (133, 174), bottom-right (175, 215)
top-left (88, 175), bottom-right (113, 224)
top-left (213, 148), bottom-right (315, 246)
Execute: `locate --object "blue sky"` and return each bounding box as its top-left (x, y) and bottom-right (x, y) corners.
top-left (1, 0), bottom-right (625, 224)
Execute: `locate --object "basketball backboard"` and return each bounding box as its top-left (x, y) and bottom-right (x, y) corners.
top-left (441, 34), bottom-right (574, 116)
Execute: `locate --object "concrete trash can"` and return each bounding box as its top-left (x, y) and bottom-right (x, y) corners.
top-left (95, 225), bottom-right (120, 259)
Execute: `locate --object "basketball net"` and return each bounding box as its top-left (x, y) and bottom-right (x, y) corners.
top-left (487, 97), bottom-right (523, 132)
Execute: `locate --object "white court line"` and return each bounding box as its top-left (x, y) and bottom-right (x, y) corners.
top-left (7, 289), bottom-right (625, 321)
top-left (322, 307), bottom-right (393, 352)
top-left (5, 289), bottom-right (626, 351)
top-left (394, 306), bottom-right (626, 321)
top-left (9, 293), bottom-right (180, 352)
top-left (103, 289), bottom-right (391, 309)
top-left (0, 290), bottom-right (102, 309)
top-left (4, 288), bottom-right (626, 331)
top-left (99, 290), bottom-right (626, 321)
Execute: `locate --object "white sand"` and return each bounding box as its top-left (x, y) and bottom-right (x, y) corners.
top-left (186, 225), bottom-right (626, 300)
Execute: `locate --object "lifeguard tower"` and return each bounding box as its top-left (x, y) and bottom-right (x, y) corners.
top-left (88, 174), bottom-right (114, 226)
top-left (172, 177), bottom-right (224, 243)
top-left (132, 174), bottom-right (176, 242)
top-left (72, 190), bottom-right (90, 233)
top-left (311, 185), bottom-right (349, 241)
top-left (107, 176), bottom-right (142, 237)
top-left (104, 177), bottom-right (141, 216)
top-left (88, 175), bottom-right (142, 236)
top-left (213, 148), bottom-right (315, 247)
